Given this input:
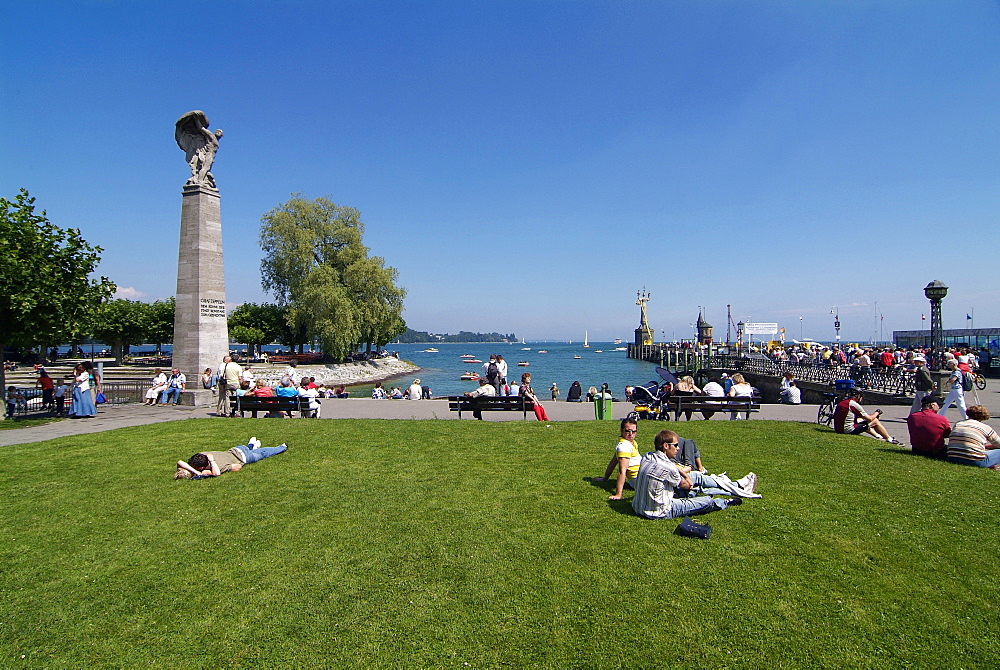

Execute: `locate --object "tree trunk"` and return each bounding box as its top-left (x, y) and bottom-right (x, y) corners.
top-left (113, 342), bottom-right (125, 367)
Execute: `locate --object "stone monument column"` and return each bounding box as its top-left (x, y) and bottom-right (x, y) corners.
top-left (172, 111), bottom-right (229, 404)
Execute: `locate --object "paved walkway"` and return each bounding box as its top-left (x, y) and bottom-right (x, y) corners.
top-left (3, 391), bottom-right (997, 447)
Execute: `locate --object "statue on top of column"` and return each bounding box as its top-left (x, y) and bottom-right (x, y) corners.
top-left (175, 110), bottom-right (224, 188)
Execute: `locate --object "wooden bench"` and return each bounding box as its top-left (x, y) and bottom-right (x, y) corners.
top-left (447, 395), bottom-right (535, 419)
top-left (665, 395), bottom-right (760, 420)
top-left (230, 395), bottom-right (316, 418)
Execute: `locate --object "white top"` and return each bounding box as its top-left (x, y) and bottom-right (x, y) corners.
top-left (702, 382), bottom-right (725, 397)
top-left (407, 383), bottom-right (423, 400)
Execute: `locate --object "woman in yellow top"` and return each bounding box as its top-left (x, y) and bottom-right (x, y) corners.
top-left (593, 418), bottom-right (641, 500)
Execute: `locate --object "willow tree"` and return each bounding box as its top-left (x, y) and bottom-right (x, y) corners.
top-left (258, 195), bottom-right (406, 359)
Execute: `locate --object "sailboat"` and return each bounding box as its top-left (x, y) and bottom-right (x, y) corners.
top-left (583, 331), bottom-right (590, 348)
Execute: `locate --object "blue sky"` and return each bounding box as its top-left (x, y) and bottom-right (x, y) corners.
top-left (3, 1), bottom-right (998, 343)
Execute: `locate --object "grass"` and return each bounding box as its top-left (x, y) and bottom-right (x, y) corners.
top-left (0, 415), bottom-right (61, 430)
top-left (1, 418), bottom-right (998, 667)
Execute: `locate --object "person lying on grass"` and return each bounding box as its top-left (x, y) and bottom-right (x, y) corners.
top-left (833, 388), bottom-right (900, 443)
top-left (174, 437), bottom-right (287, 479)
top-left (632, 430), bottom-right (758, 520)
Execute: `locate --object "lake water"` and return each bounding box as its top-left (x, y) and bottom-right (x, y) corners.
top-left (385, 342), bottom-right (661, 398)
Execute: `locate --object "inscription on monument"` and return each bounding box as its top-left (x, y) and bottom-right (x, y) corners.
top-left (200, 298), bottom-right (227, 317)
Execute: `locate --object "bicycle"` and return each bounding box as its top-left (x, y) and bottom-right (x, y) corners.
top-left (973, 372), bottom-right (987, 391)
top-left (817, 392), bottom-right (838, 426)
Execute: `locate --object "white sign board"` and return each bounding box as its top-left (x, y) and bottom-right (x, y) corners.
top-left (743, 322), bottom-right (778, 335)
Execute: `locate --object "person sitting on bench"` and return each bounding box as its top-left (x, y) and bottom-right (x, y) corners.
top-left (464, 378), bottom-right (496, 420)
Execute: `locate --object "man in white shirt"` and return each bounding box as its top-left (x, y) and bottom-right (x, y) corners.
top-left (241, 364), bottom-right (256, 390)
top-left (779, 381), bottom-right (802, 404)
top-left (407, 379), bottom-right (423, 400)
top-left (700, 377), bottom-right (726, 419)
top-left (159, 368), bottom-right (187, 405)
top-left (464, 378), bottom-right (497, 419)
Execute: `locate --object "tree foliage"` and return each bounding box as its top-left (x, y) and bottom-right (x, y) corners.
top-left (0, 189), bottom-right (115, 395)
top-left (147, 297), bottom-right (175, 355)
top-left (258, 195), bottom-right (406, 359)
top-left (228, 302), bottom-right (286, 357)
top-left (91, 299), bottom-right (151, 365)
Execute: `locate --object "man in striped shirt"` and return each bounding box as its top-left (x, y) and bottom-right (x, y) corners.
top-left (631, 429), bottom-right (755, 520)
top-left (946, 405), bottom-right (1000, 469)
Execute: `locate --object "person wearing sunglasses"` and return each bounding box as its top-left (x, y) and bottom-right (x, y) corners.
top-left (632, 429), bottom-right (758, 520)
top-left (593, 418), bottom-right (641, 500)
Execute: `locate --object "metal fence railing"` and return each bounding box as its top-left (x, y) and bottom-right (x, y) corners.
top-left (707, 355), bottom-right (915, 396)
top-left (97, 380), bottom-right (148, 405)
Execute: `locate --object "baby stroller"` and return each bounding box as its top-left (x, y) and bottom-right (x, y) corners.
top-left (627, 380), bottom-right (670, 421)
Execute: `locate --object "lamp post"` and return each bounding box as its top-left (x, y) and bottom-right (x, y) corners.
top-left (924, 280), bottom-right (948, 368)
top-left (831, 307), bottom-right (840, 343)
top-left (736, 320), bottom-right (744, 357)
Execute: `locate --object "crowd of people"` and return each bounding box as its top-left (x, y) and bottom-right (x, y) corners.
top-left (623, 373), bottom-right (758, 420)
top-left (768, 342), bottom-right (990, 387)
top-left (826, 346), bottom-right (999, 470)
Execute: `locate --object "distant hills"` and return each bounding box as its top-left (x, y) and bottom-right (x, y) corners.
top-left (396, 329), bottom-right (517, 343)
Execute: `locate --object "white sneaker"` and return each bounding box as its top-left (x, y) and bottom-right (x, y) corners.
top-left (248, 436), bottom-right (261, 450)
top-left (277, 443), bottom-right (288, 450)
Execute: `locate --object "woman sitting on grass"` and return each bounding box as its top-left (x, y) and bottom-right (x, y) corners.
top-left (946, 405), bottom-right (1000, 469)
top-left (175, 437), bottom-right (287, 479)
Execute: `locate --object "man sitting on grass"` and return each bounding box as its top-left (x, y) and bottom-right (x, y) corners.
top-left (906, 395), bottom-right (950, 459)
top-left (175, 437), bottom-right (287, 479)
top-left (593, 418), bottom-right (641, 500)
top-left (833, 389), bottom-right (900, 444)
top-left (632, 430), bottom-right (757, 519)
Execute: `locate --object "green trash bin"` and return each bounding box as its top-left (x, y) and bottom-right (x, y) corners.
top-left (593, 394), bottom-right (613, 420)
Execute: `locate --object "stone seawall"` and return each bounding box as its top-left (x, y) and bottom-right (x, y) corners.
top-left (257, 357), bottom-right (420, 387)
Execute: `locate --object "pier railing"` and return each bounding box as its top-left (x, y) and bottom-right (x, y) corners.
top-left (628, 344), bottom-right (915, 396)
top-left (709, 355), bottom-right (915, 396)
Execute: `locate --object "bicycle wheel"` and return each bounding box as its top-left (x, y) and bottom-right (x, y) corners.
top-left (817, 402), bottom-right (834, 426)
top-left (975, 374), bottom-right (987, 390)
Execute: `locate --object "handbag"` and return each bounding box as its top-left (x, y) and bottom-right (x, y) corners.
top-left (95, 391), bottom-right (107, 404)
top-left (674, 516), bottom-right (711, 539)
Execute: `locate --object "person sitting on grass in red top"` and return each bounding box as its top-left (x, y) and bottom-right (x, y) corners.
top-left (906, 395), bottom-right (950, 459)
top-left (833, 388), bottom-right (899, 443)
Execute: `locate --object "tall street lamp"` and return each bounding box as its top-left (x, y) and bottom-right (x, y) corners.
top-left (924, 280), bottom-right (949, 367)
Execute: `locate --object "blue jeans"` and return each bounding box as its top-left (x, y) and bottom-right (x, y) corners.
top-left (948, 451), bottom-right (1000, 468)
top-left (668, 495), bottom-right (728, 518)
top-left (683, 470), bottom-right (736, 497)
top-left (160, 387), bottom-right (183, 404)
top-left (234, 443), bottom-right (287, 464)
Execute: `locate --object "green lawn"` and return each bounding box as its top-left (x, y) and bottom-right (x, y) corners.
top-left (2, 419), bottom-right (998, 667)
